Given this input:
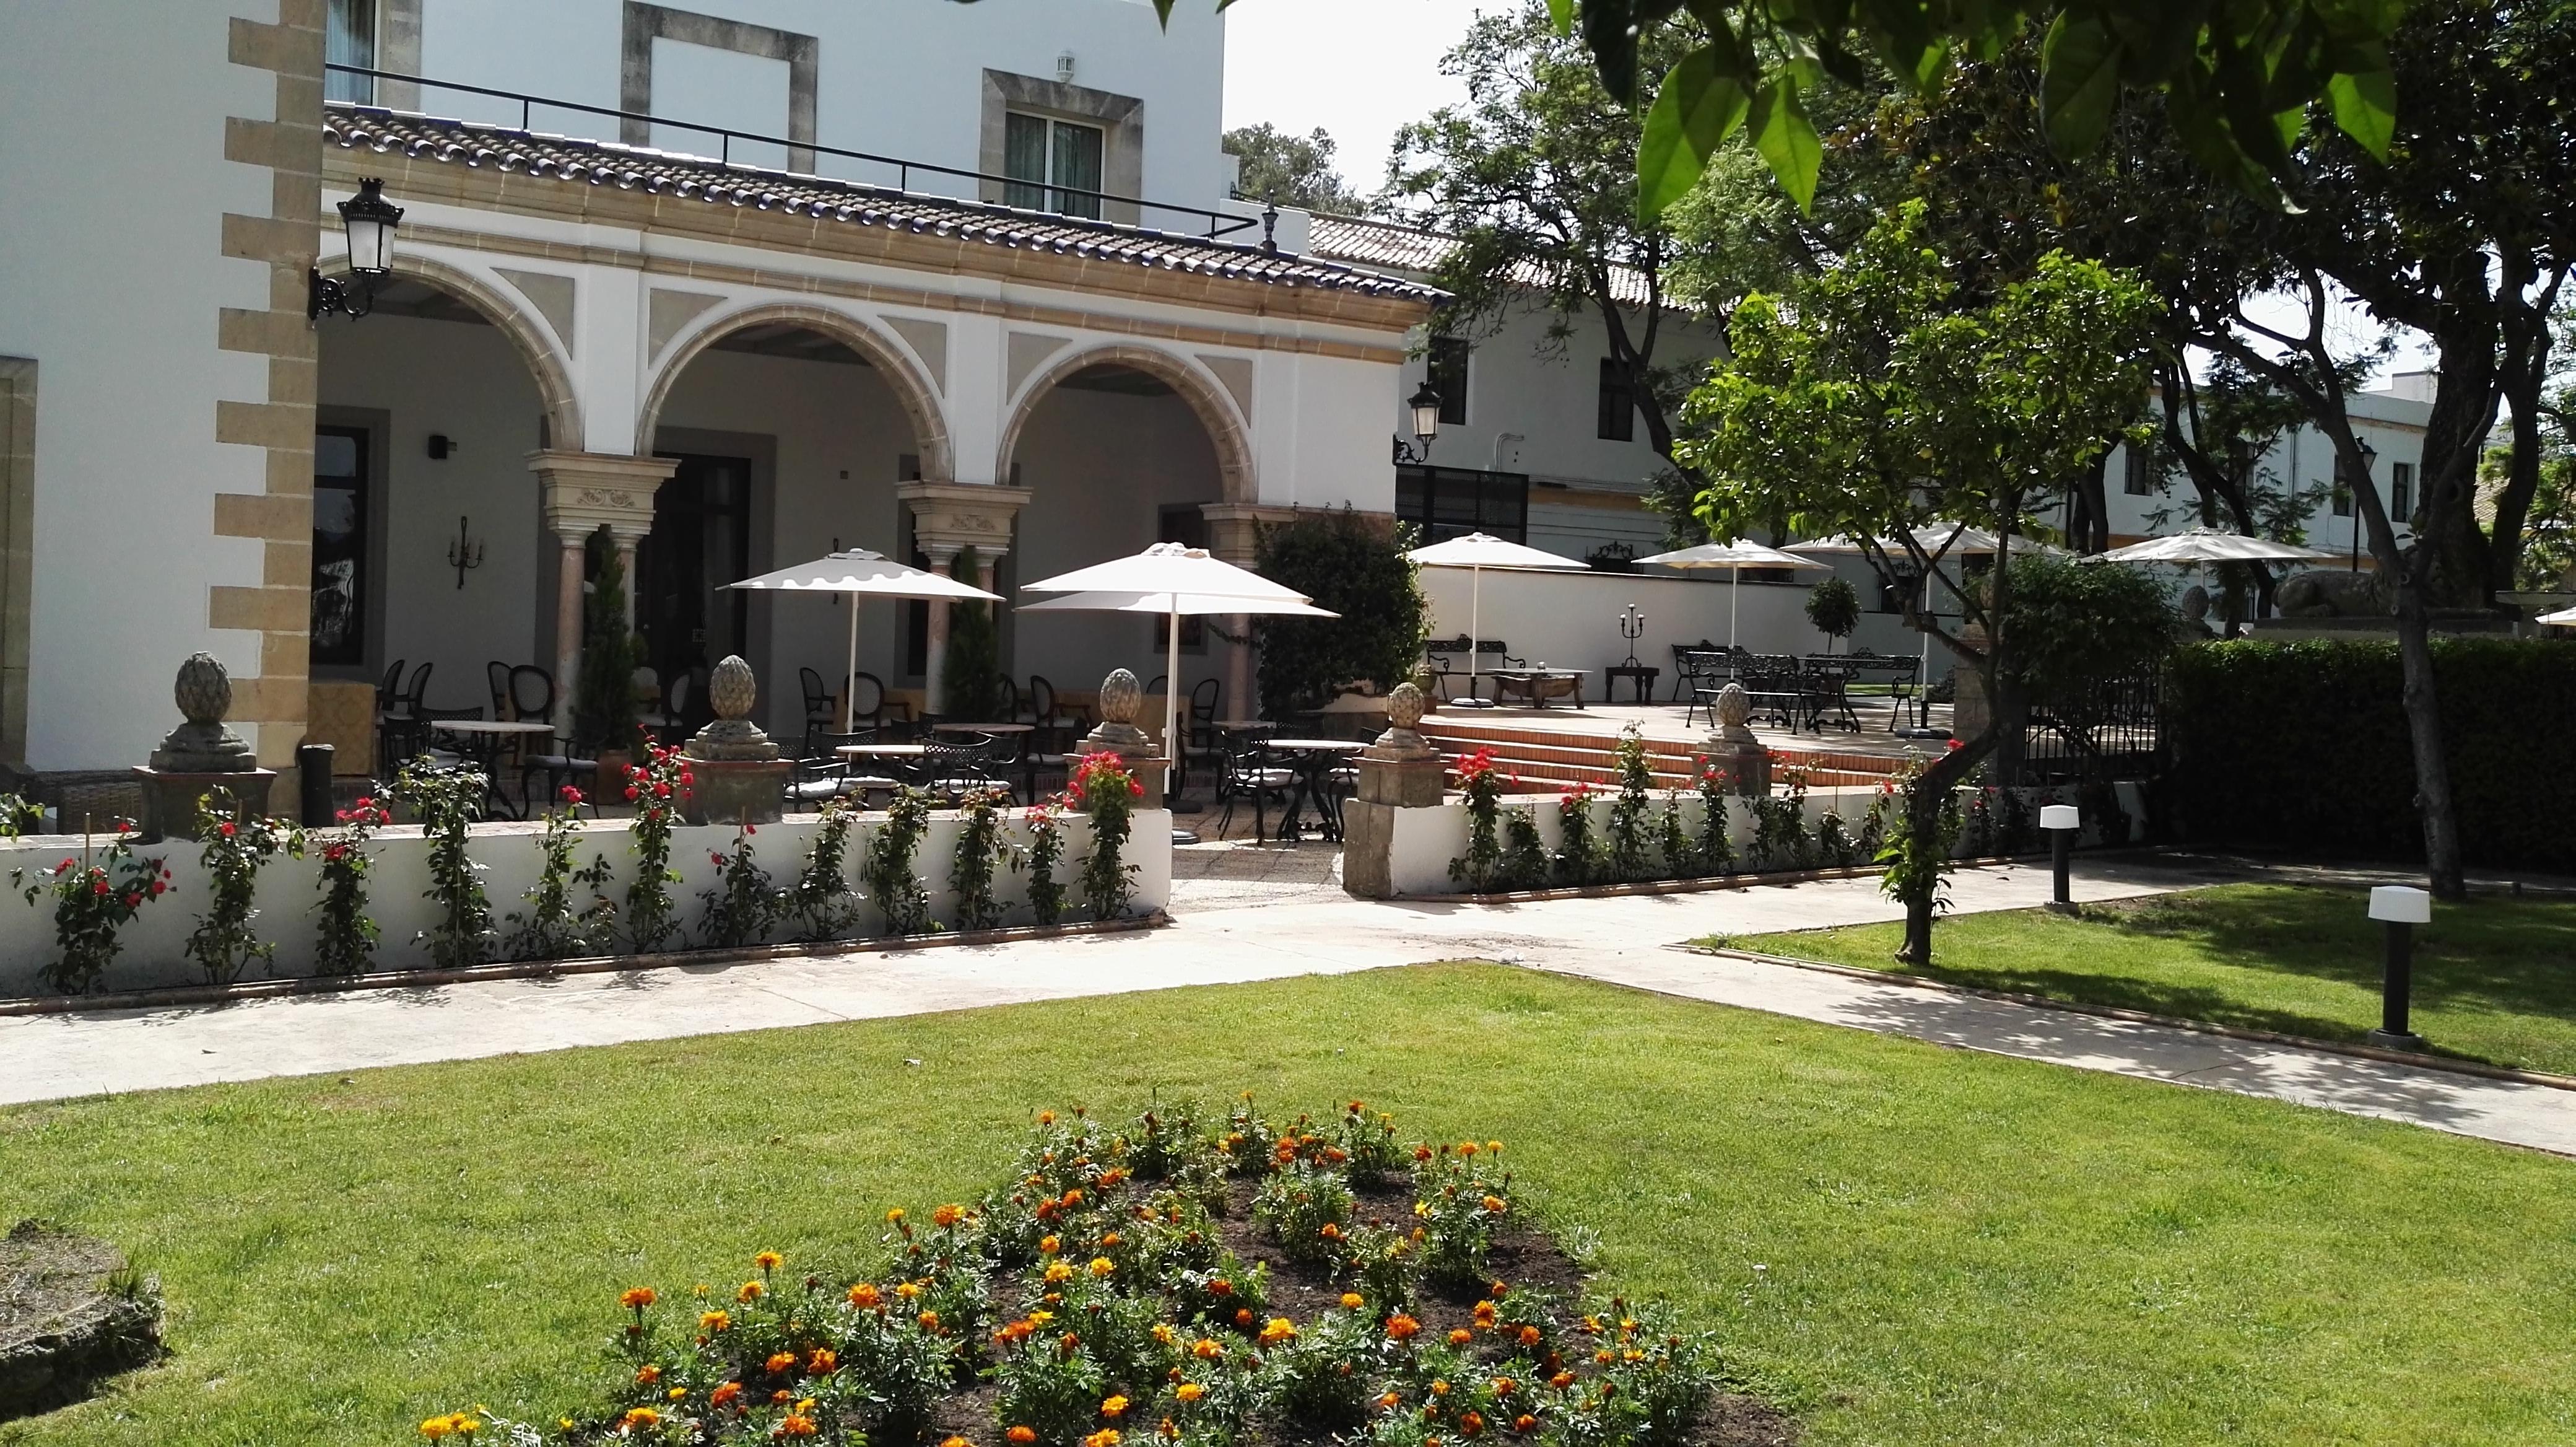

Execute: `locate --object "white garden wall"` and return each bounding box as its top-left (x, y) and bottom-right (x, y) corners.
top-left (0, 808), bottom-right (1170, 1000)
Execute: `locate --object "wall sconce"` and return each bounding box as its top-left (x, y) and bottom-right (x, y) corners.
top-left (448, 515), bottom-right (484, 590)
top-left (427, 434), bottom-right (455, 460)
top-left (309, 178), bottom-right (404, 322)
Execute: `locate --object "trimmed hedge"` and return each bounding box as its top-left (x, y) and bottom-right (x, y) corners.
top-left (2164, 637), bottom-right (2576, 872)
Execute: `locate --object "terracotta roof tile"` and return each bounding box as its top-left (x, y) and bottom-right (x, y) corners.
top-left (323, 104), bottom-right (1448, 304)
top-left (1305, 212), bottom-right (1657, 309)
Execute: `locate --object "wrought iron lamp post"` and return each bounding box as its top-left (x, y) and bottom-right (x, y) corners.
top-left (1393, 382), bottom-right (1442, 466)
top-left (308, 177), bottom-right (405, 321)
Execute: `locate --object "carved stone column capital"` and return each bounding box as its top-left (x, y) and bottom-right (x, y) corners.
top-left (899, 481), bottom-right (1033, 559)
top-left (529, 450), bottom-right (679, 545)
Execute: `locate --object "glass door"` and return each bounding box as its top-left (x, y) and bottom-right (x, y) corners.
top-left (638, 453), bottom-right (752, 717)
top-left (310, 426), bottom-right (369, 668)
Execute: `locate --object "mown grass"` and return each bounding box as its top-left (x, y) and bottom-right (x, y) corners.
top-left (1, 963), bottom-right (2569, 1446)
top-left (1733, 883), bottom-right (2576, 1076)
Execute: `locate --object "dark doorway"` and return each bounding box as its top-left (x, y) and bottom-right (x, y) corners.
top-left (310, 426), bottom-right (370, 668)
top-left (638, 453), bottom-right (752, 703)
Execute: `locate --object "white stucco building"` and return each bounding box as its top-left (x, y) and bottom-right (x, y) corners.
top-left (0, 0), bottom-right (1445, 803)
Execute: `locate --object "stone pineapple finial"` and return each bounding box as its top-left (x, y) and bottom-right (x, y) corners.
top-left (1365, 681), bottom-right (1434, 762)
top-left (150, 652), bottom-right (256, 772)
top-left (684, 655), bottom-right (780, 761)
top-left (1087, 668), bottom-right (1150, 749)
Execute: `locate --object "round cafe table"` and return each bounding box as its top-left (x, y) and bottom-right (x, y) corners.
top-left (426, 719), bottom-right (557, 819)
top-left (1265, 738), bottom-right (1365, 842)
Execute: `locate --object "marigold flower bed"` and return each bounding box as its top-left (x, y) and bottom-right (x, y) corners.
top-left (432, 1101), bottom-right (1789, 1447)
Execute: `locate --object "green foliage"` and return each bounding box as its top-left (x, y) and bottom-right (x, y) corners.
top-left (1876, 761), bottom-right (1961, 928)
top-left (2001, 554), bottom-right (2176, 700)
top-left (1412, 1140), bottom-right (1515, 1287)
top-left (1501, 807), bottom-right (1551, 890)
top-left (1024, 803), bottom-right (1068, 927)
top-left (1604, 725), bottom-right (1657, 881)
top-left (1254, 509), bottom-right (1428, 715)
top-left (861, 787), bottom-right (936, 937)
top-left (183, 797), bottom-right (302, 987)
top-left (311, 793), bottom-right (389, 977)
top-left (2165, 639), bottom-right (2576, 872)
top-left (1447, 748), bottom-right (1508, 892)
top-left (783, 802), bottom-right (863, 942)
top-left (618, 746), bottom-right (690, 953)
top-left (0, 795), bottom-right (41, 837)
top-left (696, 824), bottom-right (780, 950)
top-left (1694, 766), bottom-right (1735, 876)
top-left (949, 787), bottom-right (1019, 933)
top-left (1222, 123), bottom-right (1364, 212)
top-left (571, 537), bottom-right (644, 755)
top-left (1251, 1161), bottom-right (1354, 1269)
top-left (12, 823), bottom-right (168, 995)
top-left (507, 790), bottom-right (614, 962)
top-left (940, 546), bottom-right (1007, 724)
top-left (1656, 792), bottom-right (1695, 878)
top-left (393, 763), bottom-right (495, 970)
top-left (1553, 783), bottom-right (1602, 886)
top-left (1804, 577), bottom-right (1861, 647)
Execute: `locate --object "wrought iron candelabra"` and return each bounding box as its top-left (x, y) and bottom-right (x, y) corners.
top-left (1616, 603), bottom-right (1645, 668)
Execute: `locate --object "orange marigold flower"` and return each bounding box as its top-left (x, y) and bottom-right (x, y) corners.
top-left (1473, 1301), bottom-right (1499, 1327)
top-left (1548, 1372), bottom-right (1575, 1390)
top-left (619, 1287), bottom-right (657, 1311)
top-left (1318, 1223), bottom-right (1342, 1241)
top-left (1039, 1235), bottom-right (1062, 1255)
top-left (635, 1365), bottom-right (661, 1385)
top-left (1377, 1392), bottom-right (1403, 1410)
top-left (738, 1280), bottom-right (766, 1303)
top-left (1208, 1278), bottom-right (1232, 1296)
top-left (1102, 1394), bottom-right (1131, 1419)
top-left (776, 1413), bottom-right (819, 1437)
top-left (711, 1383), bottom-right (744, 1409)
top-left (1459, 1142), bottom-right (1479, 1156)
top-left (920, 1310), bottom-right (942, 1331)
top-left (1234, 1308), bottom-right (1255, 1327)
top-left (1514, 1415), bottom-right (1538, 1433)
top-left (1594, 1350), bottom-right (1616, 1365)
top-left (941, 1438), bottom-right (973, 1447)
top-left (1258, 1317), bottom-right (1297, 1345)
top-left (1038, 1111), bottom-right (1056, 1125)
top-left (1414, 1146), bottom-right (1434, 1161)
top-left (1517, 1326), bottom-right (1543, 1347)
top-left (1461, 1410), bottom-right (1486, 1436)
top-left (1482, 1196), bottom-right (1508, 1214)
top-left (1341, 1293), bottom-right (1365, 1309)
top-left (1083, 1432), bottom-right (1122, 1447)
top-left (808, 1349), bottom-right (837, 1374)
top-left (754, 1250), bottom-right (783, 1271)
top-left (1175, 1383), bottom-right (1204, 1404)
top-left (1430, 1379), bottom-right (1451, 1397)
top-left (1448, 1329), bottom-right (1474, 1347)
top-left (934, 1204), bottom-right (965, 1228)
top-left (767, 1352), bottom-right (799, 1376)
top-left (772, 1389), bottom-right (793, 1404)
top-left (1007, 1429), bottom-right (1038, 1446)
top-left (1386, 1314), bottom-right (1421, 1341)
top-left (848, 1283), bottom-right (882, 1308)
top-left (1191, 1338), bottom-right (1223, 1360)
top-left (1102, 1232), bottom-right (1123, 1248)
top-left (1494, 1378), bottom-right (1518, 1396)
top-left (621, 1407), bottom-right (660, 1429)
top-left (700, 1310), bottom-right (732, 1333)
top-left (1062, 1188), bottom-right (1084, 1205)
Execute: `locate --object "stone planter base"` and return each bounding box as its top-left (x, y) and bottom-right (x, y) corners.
top-left (130, 767), bottom-right (274, 842)
top-left (678, 757), bottom-right (793, 826)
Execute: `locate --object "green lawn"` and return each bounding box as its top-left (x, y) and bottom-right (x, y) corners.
top-left (1, 964), bottom-right (2570, 1446)
top-left (1731, 883), bottom-right (2576, 1077)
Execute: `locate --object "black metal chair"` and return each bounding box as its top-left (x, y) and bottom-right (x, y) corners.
top-left (485, 661), bottom-right (513, 724)
top-left (915, 735), bottom-right (1006, 803)
top-left (403, 704), bottom-right (484, 774)
top-left (790, 730), bottom-right (889, 810)
top-left (798, 667), bottom-right (835, 754)
top-left (845, 670), bottom-right (890, 735)
top-left (1179, 678), bottom-right (1221, 795)
top-left (1216, 737), bottom-right (1296, 842)
top-left (380, 662), bottom-right (436, 770)
top-left (511, 665), bottom-right (597, 810)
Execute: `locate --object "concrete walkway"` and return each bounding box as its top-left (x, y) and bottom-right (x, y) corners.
top-left (2, 857), bottom-right (2571, 1159)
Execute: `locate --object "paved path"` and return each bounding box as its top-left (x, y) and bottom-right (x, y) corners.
top-left (2, 856), bottom-right (2571, 1159)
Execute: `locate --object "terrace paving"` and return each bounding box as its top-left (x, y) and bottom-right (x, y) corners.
top-left (2, 853), bottom-right (2572, 1160)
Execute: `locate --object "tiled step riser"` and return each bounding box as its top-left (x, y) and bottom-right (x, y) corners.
top-left (1419, 726), bottom-right (1908, 783)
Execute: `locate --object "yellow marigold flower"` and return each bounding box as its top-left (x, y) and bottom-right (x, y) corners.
top-left (1482, 1196), bottom-right (1507, 1214)
top-left (934, 1204), bottom-right (964, 1228)
top-left (620, 1407), bottom-right (660, 1429)
top-left (1039, 1235), bottom-right (1061, 1255)
top-left (754, 1250), bottom-right (783, 1271)
top-left (1038, 1110), bottom-right (1056, 1124)
top-left (886, 1207), bottom-right (907, 1225)
top-left (619, 1287), bottom-right (657, 1311)
top-left (738, 1280), bottom-right (765, 1303)
top-left (1191, 1337), bottom-right (1223, 1360)
top-left (1083, 1430), bottom-right (1122, 1447)
top-left (1089, 1256), bottom-right (1116, 1278)
top-left (699, 1310), bottom-right (731, 1333)
top-left (1029, 1309), bottom-right (1056, 1327)
top-left (1258, 1317), bottom-right (1297, 1346)
top-left (1175, 1383), bottom-right (1204, 1404)
top-left (1431, 1379), bottom-right (1451, 1397)
top-left (1151, 1322), bottom-right (1177, 1345)
top-left (895, 1282), bottom-right (924, 1299)
top-left (419, 1419), bottom-right (452, 1440)
top-left (1341, 1292), bottom-right (1364, 1309)
top-left (1045, 1261), bottom-right (1076, 1283)
top-left (667, 1386), bottom-right (686, 1401)
top-left (1102, 1394), bottom-right (1131, 1419)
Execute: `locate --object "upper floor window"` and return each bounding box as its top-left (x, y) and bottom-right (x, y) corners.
top-left (1427, 337), bottom-right (1470, 427)
top-left (2391, 461), bottom-right (2414, 522)
top-left (1597, 358), bottom-right (1635, 442)
top-left (1005, 113), bottom-right (1105, 219)
top-left (326, 0), bottom-right (375, 103)
top-left (2121, 445), bottom-right (2155, 496)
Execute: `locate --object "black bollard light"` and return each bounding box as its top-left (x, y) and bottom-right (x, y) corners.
top-left (2365, 885), bottom-right (2432, 1051)
top-left (2040, 802), bottom-right (2080, 913)
top-left (297, 743), bottom-right (336, 827)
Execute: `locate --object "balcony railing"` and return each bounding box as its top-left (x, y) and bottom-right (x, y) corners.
top-left (323, 63), bottom-right (1258, 242)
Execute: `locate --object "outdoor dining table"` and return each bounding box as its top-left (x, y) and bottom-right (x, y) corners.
top-left (426, 719), bottom-right (557, 818)
top-left (1484, 667), bottom-right (1586, 709)
top-left (1266, 738), bottom-right (1365, 842)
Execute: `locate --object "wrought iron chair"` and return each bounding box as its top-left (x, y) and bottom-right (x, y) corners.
top-left (1216, 736), bottom-right (1297, 842)
top-left (798, 667), bottom-right (835, 754)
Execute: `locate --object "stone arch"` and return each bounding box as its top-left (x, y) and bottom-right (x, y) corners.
top-left (321, 251), bottom-right (585, 448)
top-left (634, 302), bottom-right (953, 482)
top-left (998, 343), bottom-right (1255, 504)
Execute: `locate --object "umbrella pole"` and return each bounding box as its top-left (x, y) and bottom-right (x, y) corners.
top-left (1728, 567), bottom-right (1740, 649)
top-left (1468, 566), bottom-right (1481, 702)
top-left (843, 597), bottom-right (859, 736)
top-left (1165, 605), bottom-right (1182, 770)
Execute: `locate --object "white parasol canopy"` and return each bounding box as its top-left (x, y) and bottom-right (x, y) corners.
top-left (1638, 540), bottom-right (1833, 648)
top-left (728, 548), bottom-right (1004, 734)
top-left (2084, 527), bottom-right (2337, 564)
top-left (1405, 532), bottom-right (1585, 706)
top-left (1783, 526), bottom-right (2054, 728)
top-left (1020, 545), bottom-right (1315, 767)
top-left (2535, 605), bottom-right (2576, 626)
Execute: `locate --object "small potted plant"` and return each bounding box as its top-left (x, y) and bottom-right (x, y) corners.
top-left (573, 538), bottom-right (646, 782)
top-left (1806, 575), bottom-right (1861, 654)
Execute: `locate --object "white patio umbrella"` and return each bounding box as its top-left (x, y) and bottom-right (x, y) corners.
top-left (728, 548), bottom-right (1004, 734)
top-left (1404, 532), bottom-right (1585, 706)
top-left (2084, 527), bottom-right (2336, 565)
top-left (1784, 526), bottom-right (2053, 727)
top-left (1020, 543), bottom-right (1315, 770)
top-left (1637, 539), bottom-right (1833, 647)
top-left (2534, 605), bottom-right (2576, 626)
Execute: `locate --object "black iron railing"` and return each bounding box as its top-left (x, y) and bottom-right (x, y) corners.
top-left (2022, 671), bottom-right (2162, 784)
top-left (322, 63), bottom-right (1258, 242)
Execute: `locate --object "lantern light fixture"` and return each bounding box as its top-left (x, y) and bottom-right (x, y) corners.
top-left (308, 178), bottom-right (405, 322)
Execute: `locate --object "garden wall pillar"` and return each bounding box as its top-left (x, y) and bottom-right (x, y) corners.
top-left (531, 451), bottom-right (679, 738)
top-left (1342, 684), bottom-right (1447, 899)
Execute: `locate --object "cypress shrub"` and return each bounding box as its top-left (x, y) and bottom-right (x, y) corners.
top-left (2163, 637), bottom-right (2576, 871)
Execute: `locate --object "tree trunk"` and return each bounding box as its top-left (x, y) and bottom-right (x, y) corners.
top-left (2391, 593), bottom-right (2467, 899)
top-left (1895, 732), bottom-right (1991, 965)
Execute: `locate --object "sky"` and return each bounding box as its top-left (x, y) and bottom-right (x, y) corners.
top-left (1221, 0), bottom-right (1491, 201)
